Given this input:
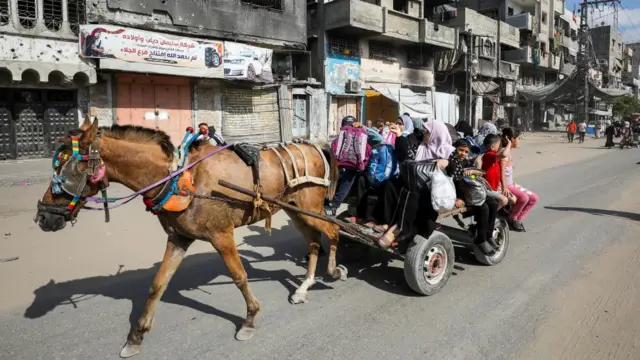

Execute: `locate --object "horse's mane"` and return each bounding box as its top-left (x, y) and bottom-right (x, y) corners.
top-left (99, 125), bottom-right (176, 157)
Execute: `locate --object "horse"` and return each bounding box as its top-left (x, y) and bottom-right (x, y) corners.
top-left (34, 117), bottom-right (343, 358)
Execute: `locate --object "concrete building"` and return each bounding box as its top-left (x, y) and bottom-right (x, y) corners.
top-left (590, 25), bottom-right (624, 89)
top-left (82, 0), bottom-right (318, 145)
top-left (622, 44), bottom-right (640, 98)
top-left (307, 0), bottom-right (460, 134)
top-left (435, 6), bottom-right (521, 126)
top-left (0, 0), bottom-right (96, 160)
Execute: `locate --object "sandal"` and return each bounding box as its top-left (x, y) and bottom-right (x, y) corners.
top-left (372, 224), bottom-right (389, 233)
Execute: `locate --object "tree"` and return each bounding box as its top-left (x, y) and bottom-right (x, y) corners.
top-left (611, 95), bottom-right (640, 119)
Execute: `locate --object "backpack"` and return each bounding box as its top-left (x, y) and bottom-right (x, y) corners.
top-left (379, 126), bottom-right (397, 147)
top-left (366, 144), bottom-right (399, 186)
top-left (331, 126), bottom-right (370, 171)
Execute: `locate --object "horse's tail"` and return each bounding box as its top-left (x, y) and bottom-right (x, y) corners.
top-left (325, 147), bottom-right (338, 201)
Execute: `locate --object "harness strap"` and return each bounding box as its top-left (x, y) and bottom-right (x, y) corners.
top-left (270, 147), bottom-right (292, 186)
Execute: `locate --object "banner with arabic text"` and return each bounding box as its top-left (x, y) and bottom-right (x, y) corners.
top-left (79, 25), bottom-right (224, 76)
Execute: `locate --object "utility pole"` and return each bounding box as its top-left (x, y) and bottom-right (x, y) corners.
top-left (575, 0), bottom-right (620, 123)
top-left (466, 31), bottom-right (474, 128)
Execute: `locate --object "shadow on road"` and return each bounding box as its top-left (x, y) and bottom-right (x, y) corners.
top-left (23, 222), bottom-right (333, 335)
top-left (545, 206), bottom-right (640, 222)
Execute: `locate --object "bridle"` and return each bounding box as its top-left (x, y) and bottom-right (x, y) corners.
top-left (38, 132), bottom-right (111, 224)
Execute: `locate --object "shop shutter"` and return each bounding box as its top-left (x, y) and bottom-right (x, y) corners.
top-left (222, 86), bottom-right (281, 144)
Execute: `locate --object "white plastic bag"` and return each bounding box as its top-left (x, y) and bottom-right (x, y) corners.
top-left (429, 168), bottom-right (457, 211)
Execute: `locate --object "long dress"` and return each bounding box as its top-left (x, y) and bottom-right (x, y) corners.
top-left (604, 125), bottom-right (615, 148)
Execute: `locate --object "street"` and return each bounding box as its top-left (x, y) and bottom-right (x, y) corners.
top-left (1, 134), bottom-right (639, 360)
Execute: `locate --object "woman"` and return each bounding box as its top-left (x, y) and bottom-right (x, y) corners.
top-left (378, 119), bottom-right (454, 248)
top-left (473, 121), bottom-right (498, 152)
top-left (397, 114), bottom-right (414, 136)
top-left (604, 121), bottom-right (615, 148)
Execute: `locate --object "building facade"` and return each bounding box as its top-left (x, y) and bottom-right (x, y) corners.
top-left (85, 0), bottom-right (314, 145)
top-left (0, 0), bottom-right (96, 160)
top-left (308, 0), bottom-right (459, 136)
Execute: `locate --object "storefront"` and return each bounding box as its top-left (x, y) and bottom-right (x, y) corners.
top-left (114, 74), bottom-right (193, 144)
top-left (222, 85), bottom-right (281, 143)
top-left (0, 34), bottom-right (96, 160)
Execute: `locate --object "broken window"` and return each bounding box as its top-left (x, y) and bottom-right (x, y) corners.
top-left (67, 0), bottom-right (86, 36)
top-left (368, 41), bottom-right (394, 62)
top-left (43, 0), bottom-right (63, 31)
top-left (328, 37), bottom-right (361, 57)
top-left (541, 11), bottom-right (547, 24)
top-left (17, 0), bottom-right (37, 29)
top-left (0, 0), bottom-right (9, 26)
top-left (241, 0), bottom-right (284, 12)
top-left (407, 46), bottom-right (431, 67)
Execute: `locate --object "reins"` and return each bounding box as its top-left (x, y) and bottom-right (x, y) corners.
top-left (82, 143), bottom-right (233, 211)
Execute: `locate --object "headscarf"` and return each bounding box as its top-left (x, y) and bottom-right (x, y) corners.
top-left (473, 122), bottom-right (498, 146)
top-left (398, 114), bottom-right (414, 135)
top-left (341, 115), bottom-right (356, 128)
top-left (624, 121), bottom-right (630, 128)
top-left (365, 127), bottom-right (384, 146)
top-left (415, 119), bottom-right (455, 161)
top-left (455, 120), bottom-right (474, 137)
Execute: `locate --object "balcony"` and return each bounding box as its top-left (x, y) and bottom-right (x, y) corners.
top-left (421, 20), bottom-right (457, 49)
top-left (384, 8), bottom-right (420, 42)
top-left (503, 46), bottom-right (534, 63)
top-left (308, 0), bottom-right (384, 36)
top-left (440, 7), bottom-right (520, 48)
top-left (308, 0), bottom-right (457, 48)
top-left (506, 13), bottom-right (535, 32)
top-left (561, 35), bottom-right (578, 53)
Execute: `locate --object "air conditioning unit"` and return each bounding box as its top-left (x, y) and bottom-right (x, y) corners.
top-left (345, 79), bottom-right (362, 93)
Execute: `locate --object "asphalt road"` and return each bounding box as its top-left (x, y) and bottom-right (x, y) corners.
top-left (1, 146), bottom-right (639, 360)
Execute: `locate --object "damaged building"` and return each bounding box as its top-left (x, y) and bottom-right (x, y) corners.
top-left (0, 0), bottom-right (95, 159)
top-left (1, 0), bottom-right (317, 159)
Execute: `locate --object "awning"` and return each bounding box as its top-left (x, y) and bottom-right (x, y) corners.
top-left (472, 80), bottom-right (499, 94)
top-left (589, 108), bottom-right (612, 116)
top-left (371, 86), bottom-right (433, 119)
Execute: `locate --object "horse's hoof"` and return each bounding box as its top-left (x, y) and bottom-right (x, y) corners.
top-left (337, 264), bottom-right (348, 281)
top-left (289, 292), bottom-right (308, 304)
top-left (120, 343), bottom-right (141, 358)
top-left (235, 326), bottom-right (256, 341)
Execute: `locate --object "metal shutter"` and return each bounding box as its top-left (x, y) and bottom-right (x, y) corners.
top-left (222, 86), bottom-right (281, 144)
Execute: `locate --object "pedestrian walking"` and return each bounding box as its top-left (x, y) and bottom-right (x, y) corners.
top-left (577, 120), bottom-right (587, 143)
top-left (566, 121), bottom-right (577, 143)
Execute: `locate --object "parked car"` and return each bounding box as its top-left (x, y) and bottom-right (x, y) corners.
top-left (224, 51), bottom-right (263, 80)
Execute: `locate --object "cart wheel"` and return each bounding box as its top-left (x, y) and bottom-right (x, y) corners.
top-left (404, 232), bottom-right (455, 296)
top-left (474, 219), bottom-right (509, 266)
top-left (337, 234), bottom-right (370, 263)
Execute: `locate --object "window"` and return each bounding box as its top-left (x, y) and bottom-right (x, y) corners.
top-left (368, 41), bottom-right (394, 62)
top-left (540, 41), bottom-right (547, 55)
top-left (240, 0), bottom-right (283, 12)
top-left (67, 0), bottom-right (86, 36)
top-left (507, 7), bottom-right (514, 16)
top-left (393, 0), bottom-right (408, 13)
top-left (43, 0), bottom-right (63, 31)
top-left (407, 47), bottom-right (431, 67)
top-left (0, 0), bottom-right (9, 26)
top-left (541, 12), bottom-right (547, 24)
top-left (17, 0), bottom-right (37, 29)
top-left (328, 37), bottom-right (361, 57)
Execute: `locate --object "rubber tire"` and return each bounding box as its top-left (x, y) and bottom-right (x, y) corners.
top-left (337, 234), bottom-right (370, 263)
top-left (404, 232), bottom-right (455, 296)
top-left (474, 219), bottom-right (509, 266)
top-left (211, 53), bottom-right (221, 67)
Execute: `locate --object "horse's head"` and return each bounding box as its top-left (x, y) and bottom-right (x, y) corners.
top-left (35, 116), bottom-right (108, 232)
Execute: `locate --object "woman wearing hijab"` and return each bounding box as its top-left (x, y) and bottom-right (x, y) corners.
top-left (378, 119), bottom-right (455, 248)
top-left (473, 121), bottom-right (498, 152)
top-left (397, 114), bottom-right (414, 136)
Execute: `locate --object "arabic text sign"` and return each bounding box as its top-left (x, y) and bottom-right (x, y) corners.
top-left (79, 25), bottom-right (224, 75)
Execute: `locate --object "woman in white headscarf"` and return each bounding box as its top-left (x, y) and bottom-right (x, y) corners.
top-left (473, 121), bottom-right (498, 151)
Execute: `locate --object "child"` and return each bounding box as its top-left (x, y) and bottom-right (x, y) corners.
top-left (447, 139), bottom-right (499, 255)
top-left (499, 128), bottom-right (539, 231)
top-left (480, 134), bottom-right (510, 210)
